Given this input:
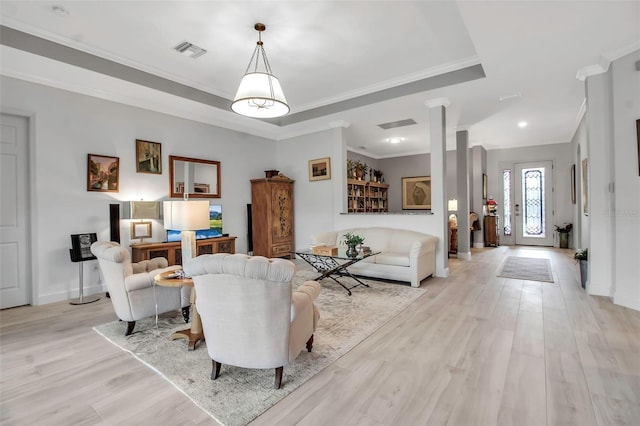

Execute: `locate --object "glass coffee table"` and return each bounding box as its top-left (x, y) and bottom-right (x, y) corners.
top-left (293, 248), bottom-right (380, 295)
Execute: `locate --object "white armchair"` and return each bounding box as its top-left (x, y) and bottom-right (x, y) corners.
top-left (184, 253), bottom-right (321, 389)
top-left (91, 241), bottom-right (184, 335)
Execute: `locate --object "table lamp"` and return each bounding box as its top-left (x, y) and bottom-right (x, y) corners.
top-left (163, 200), bottom-right (210, 260)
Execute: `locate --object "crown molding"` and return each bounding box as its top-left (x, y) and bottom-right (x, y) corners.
top-left (294, 56), bottom-right (480, 112)
top-left (424, 97), bottom-right (451, 108)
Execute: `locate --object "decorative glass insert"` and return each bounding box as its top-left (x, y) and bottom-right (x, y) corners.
top-left (522, 167), bottom-right (545, 237)
top-left (503, 169), bottom-right (512, 236)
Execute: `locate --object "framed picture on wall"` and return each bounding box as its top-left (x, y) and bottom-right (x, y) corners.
top-left (582, 158), bottom-right (589, 215)
top-left (402, 176), bottom-right (431, 209)
top-left (570, 164), bottom-right (576, 204)
top-left (482, 173), bottom-right (488, 200)
top-left (308, 157), bottom-right (331, 181)
top-left (136, 139), bottom-right (162, 174)
top-left (87, 154), bottom-right (119, 192)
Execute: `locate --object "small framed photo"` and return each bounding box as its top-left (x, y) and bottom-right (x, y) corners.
top-left (570, 164), bottom-right (576, 204)
top-left (130, 221), bottom-right (152, 240)
top-left (309, 157), bottom-right (331, 181)
top-left (87, 154), bottom-right (119, 192)
top-left (482, 173), bottom-right (488, 200)
top-left (136, 139), bottom-right (162, 174)
top-left (402, 176), bottom-right (431, 210)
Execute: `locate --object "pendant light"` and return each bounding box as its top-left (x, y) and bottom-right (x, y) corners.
top-left (231, 23), bottom-right (289, 118)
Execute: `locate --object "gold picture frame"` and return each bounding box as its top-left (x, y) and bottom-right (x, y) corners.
top-left (130, 221), bottom-right (152, 240)
top-left (87, 153), bottom-right (119, 192)
top-left (402, 176), bottom-right (431, 210)
top-left (570, 164), bottom-right (576, 204)
top-left (309, 157), bottom-right (331, 181)
top-left (136, 139), bottom-right (162, 174)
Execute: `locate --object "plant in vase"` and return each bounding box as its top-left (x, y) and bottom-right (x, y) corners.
top-left (343, 232), bottom-right (365, 257)
top-left (554, 223), bottom-right (573, 248)
top-left (574, 248), bottom-right (588, 289)
top-left (353, 161), bottom-right (369, 180)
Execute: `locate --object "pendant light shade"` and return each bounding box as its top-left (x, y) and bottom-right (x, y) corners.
top-left (231, 23), bottom-right (289, 118)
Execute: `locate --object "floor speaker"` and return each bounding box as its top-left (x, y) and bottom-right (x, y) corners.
top-left (109, 203), bottom-right (120, 243)
top-left (247, 203), bottom-right (253, 253)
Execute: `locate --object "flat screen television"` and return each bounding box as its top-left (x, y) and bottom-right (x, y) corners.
top-left (166, 204), bottom-right (222, 242)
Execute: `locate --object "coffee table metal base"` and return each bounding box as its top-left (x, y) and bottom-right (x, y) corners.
top-left (295, 252), bottom-right (371, 296)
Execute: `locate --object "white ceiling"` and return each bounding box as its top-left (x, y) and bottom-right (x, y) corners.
top-left (1, 1), bottom-right (638, 158)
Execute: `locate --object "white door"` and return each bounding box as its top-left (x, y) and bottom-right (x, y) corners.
top-left (514, 161), bottom-right (554, 246)
top-left (1, 114), bottom-right (31, 308)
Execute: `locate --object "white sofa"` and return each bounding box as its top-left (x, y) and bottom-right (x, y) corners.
top-left (310, 227), bottom-right (437, 287)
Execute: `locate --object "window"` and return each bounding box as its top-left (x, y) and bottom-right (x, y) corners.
top-left (503, 169), bottom-right (512, 236)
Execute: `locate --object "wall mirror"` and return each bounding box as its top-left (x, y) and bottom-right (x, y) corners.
top-left (169, 155), bottom-right (221, 198)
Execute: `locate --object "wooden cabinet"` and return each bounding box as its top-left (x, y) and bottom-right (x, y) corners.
top-left (251, 176), bottom-right (294, 259)
top-left (131, 236), bottom-right (236, 266)
top-left (347, 179), bottom-right (389, 213)
top-left (484, 215), bottom-right (500, 247)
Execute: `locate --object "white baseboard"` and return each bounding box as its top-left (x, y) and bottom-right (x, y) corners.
top-left (473, 243), bottom-right (484, 248)
top-left (587, 283), bottom-right (612, 298)
top-left (614, 291), bottom-right (640, 312)
top-left (37, 284), bottom-right (106, 305)
top-left (436, 267), bottom-right (449, 278)
top-left (457, 251), bottom-right (471, 260)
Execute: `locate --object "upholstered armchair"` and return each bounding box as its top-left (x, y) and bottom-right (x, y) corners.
top-left (91, 241), bottom-right (186, 336)
top-left (184, 253), bottom-right (321, 389)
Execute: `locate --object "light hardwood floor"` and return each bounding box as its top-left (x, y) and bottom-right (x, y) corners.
top-left (2, 246), bottom-right (639, 425)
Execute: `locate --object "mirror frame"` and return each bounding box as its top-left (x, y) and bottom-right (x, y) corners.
top-left (169, 155), bottom-right (221, 198)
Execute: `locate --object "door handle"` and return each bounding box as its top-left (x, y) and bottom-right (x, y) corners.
top-left (515, 204), bottom-right (520, 216)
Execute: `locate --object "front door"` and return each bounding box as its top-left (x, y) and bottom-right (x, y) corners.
top-left (1, 113), bottom-right (31, 308)
top-left (514, 161), bottom-right (554, 246)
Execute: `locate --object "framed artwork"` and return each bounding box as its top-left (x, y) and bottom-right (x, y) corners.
top-left (309, 157), bottom-right (331, 181)
top-left (402, 176), bottom-right (431, 210)
top-left (582, 158), bottom-right (589, 215)
top-left (130, 221), bottom-right (152, 240)
top-left (570, 164), bottom-right (576, 204)
top-left (87, 154), bottom-right (119, 192)
top-left (70, 233), bottom-right (97, 262)
top-left (136, 139), bottom-right (162, 174)
top-left (482, 173), bottom-right (488, 200)
top-left (636, 119), bottom-right (639, 176)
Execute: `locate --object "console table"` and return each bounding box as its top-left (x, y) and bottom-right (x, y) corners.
top-left (131, 236), bottom-right (236, 266)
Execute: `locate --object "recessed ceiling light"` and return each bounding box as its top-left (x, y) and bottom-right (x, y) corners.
top-left (518, 121), bottom-right (528, 128)
top-left (173, 41), bottom-right (207, 59)
top-left (52, 5), bottom-right (70, 17)
top-left (386, 137), bottom-right (404, 144)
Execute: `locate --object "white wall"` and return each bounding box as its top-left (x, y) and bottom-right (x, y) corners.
top-left (487, 143), bottom-right (574, 247)
top-left (276, 130), bottom-right (336, 250)
top-left (1, 76), bottom-right (276, 304)
top-left (610, 49), bottom-right (640, 310)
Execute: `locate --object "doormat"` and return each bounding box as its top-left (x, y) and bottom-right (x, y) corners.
top-left (497, 256), bottom-right (554, 282)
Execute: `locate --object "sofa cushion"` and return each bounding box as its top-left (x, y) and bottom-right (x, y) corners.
top-left (375, 252), bottom-right (410, 267)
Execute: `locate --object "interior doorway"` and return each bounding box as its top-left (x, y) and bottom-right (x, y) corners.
top-left (513, 161), bottom-right (554, 246)
top-left (1, 113), bottom-right (31, 308)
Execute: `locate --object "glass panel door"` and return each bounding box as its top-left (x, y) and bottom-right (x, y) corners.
top-left (514, 161), bottom-right (554, 246)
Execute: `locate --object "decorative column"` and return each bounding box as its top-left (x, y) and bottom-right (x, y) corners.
top-left (330, 120), bottom-right (350, 217)
top-left (456, 130), bottom-right (471, 260)
top-left (425, 98), bottom-right (450, 277)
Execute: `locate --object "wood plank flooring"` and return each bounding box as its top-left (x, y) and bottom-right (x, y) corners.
top-left (2, 246), bottom-right (639, 425)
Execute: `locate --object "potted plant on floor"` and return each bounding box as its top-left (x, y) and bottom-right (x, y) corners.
top-left (574, 248), bottom-right (588, 289)
top-left (343, 232), bottom-right (365, 258)
top-left (555, 223), bottom-right (572, 249)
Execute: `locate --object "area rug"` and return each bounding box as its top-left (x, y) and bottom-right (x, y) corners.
top-left (93, 265), bottom-right (425, 426)
top-left (497, 256), bottom-right (554, 282)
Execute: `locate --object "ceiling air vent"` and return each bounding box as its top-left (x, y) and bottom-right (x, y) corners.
top-left (377, 118), bottom-right (417, 130)
top-left (173, 41), bottom-right (207, 59)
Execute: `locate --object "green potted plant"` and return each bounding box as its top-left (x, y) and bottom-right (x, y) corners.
top-left (554, 223), bottom-right (573, 249)
top-left (343, 232), bottom-right (365, 257)
top-left (574, 248), bottom-right (588, 289)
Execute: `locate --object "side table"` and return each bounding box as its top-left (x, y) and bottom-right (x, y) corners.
top-left (154, 270), bottom-right (203, 351)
